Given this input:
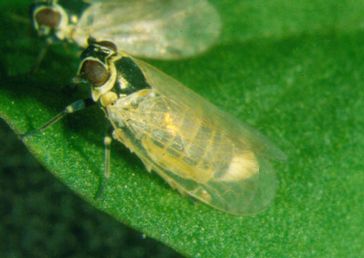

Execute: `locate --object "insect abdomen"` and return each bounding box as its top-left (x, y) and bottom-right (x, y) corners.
top-left (117, 93), bottom-right (259, 184)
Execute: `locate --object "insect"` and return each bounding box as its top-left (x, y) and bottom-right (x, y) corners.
top-left (25, 38), bottom-right (285, 215)
top-left (31, 0), bottom-right (221, 66)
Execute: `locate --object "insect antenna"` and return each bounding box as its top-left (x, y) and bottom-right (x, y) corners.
top-left (21, 98), bottom-right (94, 139)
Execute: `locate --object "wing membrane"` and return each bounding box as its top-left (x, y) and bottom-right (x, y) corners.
top-left (109, 57), bottom-right (285, 215)
top-left (153, 157), bottom-right (277, 215)
top-left (75, 0), bottom-right (221, 59)
top-left (133, 57), bottom-right (286, 161)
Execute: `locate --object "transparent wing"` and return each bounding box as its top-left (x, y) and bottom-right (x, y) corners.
top-left (109, 57), bottom-right (285, 215)
top-left (132, 57), bottom-right (287, 161)
top-left (74, 0), bottom-right (221, 59)
top-left (152, 154), bottom-right (278, 216)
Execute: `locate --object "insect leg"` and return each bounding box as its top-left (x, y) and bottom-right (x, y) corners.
top-left (95, 127), bottom-right (113, 199)
top-left (31, 38), bottom-right (53, 73)
top-left (103, 132), bottom-right (113, 180)
top-left (21, 98), bottom-right (94, 138)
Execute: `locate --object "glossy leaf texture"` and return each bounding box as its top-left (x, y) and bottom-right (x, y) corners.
top-left (0, 0), bottom-right (363, 257)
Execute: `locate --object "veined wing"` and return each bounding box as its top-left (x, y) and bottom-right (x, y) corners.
top-left (109, 57), bottom-right (286, 215)
top-left (132, 57), bottom-right (287, 161)
top-left (74, 0), bottom-right (221, 59)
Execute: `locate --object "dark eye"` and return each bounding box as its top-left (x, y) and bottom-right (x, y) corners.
top-left (80, 60), bottom-right (110, 87)
top-left (34, 7), bottom-right (61, 29)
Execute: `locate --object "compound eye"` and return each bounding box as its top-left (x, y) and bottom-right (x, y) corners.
top-left (35, 8), bottom-right (61, 29)
top-left (80, 60), bottom-right (110, 87)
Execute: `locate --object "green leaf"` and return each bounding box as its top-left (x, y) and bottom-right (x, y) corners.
top-left (1, 1), bottom-right (363, 257)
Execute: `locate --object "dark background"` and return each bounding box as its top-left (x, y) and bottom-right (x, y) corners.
top-left (0, 1), bottom-right (179, 257)
top-left (0, 1), bottom-right (181, 256)
top-left (0, 120), bottom-right (180, 257)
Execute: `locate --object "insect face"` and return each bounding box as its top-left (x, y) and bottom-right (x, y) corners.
top-left (32, 1), bottom-right (68, 37)
top-left (79, 59), bottom-right (110, 87)
top-left (78, 39), bottom-right (119, 103)
top-left (78, 39), bottom-right (152, 105)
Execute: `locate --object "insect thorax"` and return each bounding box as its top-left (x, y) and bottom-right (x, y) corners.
top-left (114, 57), bottom-right (151, 95)
top-left (101, 56), bottom-right (152, 107)
top-left (78, 42), bottom-right (152, 108)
